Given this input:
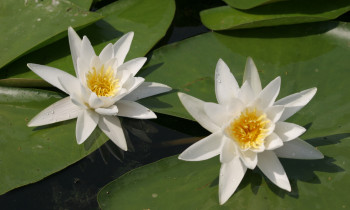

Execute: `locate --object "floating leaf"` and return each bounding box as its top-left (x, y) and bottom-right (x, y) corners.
top-left (98, 133), bottom-right (348, 209)
top-left (201, 0), bottom-right (350, 30)
top-left (0, 87), bottom-right (108, 195)
top-left (0, 0), bottom-right (175, 84)
top-left (0, 0), bottom-right (101, 69)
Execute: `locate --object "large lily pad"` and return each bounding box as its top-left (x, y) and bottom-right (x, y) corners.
top-left (98, 21), bottom-right (350, 208)
top-left (200, 0), bottom-right (350, 30)
top-left (98, 135), bottom-right (348, 209)
top-left (0, 0), bottom-right (175, 85)
top-left (0, 87), bottom-right (108, 195)
top-left (0, 0), bottom-right (101, 69)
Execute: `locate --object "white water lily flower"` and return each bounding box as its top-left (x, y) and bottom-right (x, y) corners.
top-left (27, 27), bottom-right (171, 151)
top-left (178, 58), bottom-right (323, 205)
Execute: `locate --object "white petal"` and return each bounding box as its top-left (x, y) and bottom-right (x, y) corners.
top-left (220, 137), bottom-right (237, 163)
top-left (274, 122), bottom-right (306, 142)
top-left (122, 82), bottom-right (171, 101)
top-left (76, 109), bottom-right (99, 144)
top-left (264, 132), bottom-right (283, 150)
top-left (237, 81), bottom-right (254, 105)
top-left (178, 92), bottom-right (220, 133)
top-left (90, 56), bottom-right (102, 72)
top-left (257, 151), bottom-right (291, 191)
top-left (99, 43), bottom-right (114, 64)
top-left (178, 132), bottom-right (224, 161)
top-left (113, 32), bottom-right (134, 65)
top-left (70, 91), bottom-right (87, 109)
top-left (28, 97), bottom-right (80, 127)
top-left (275, 88), bottom-right (317, 121)
top-left (77, 57), bottom-right (90, 82)
top-left (57, 75), bottom-right (81, 96)
top-left (215, 59), bottom-right (239, 105)
top-left (265, 105), bottom-right (285, 123)
top-left (98, 116), bottom-right (127, 151)
top-left (68, 27), bottom-right (82, 77)
top-left (118, 57), bottom-right (147, 76)
top-left (88, 92), bottom-right (104, 109)
top-left (274, 138), bottom-right (324, 159)
top-left (243, 57), bottom-right (262, 97)
top-left (219, 158), bottom-right (247, 205)
top-left (95, 105), bottom-right (118, 116)
top-left (124, 77), bottom-right (145, 95)
top-left (204, 102), bottom-right (228, 127)
top-left (239, 150), bottom-right (258, 169)
top-left (257, 77), bottom-right (281, 109)
top-left (116, 100), bottom-right (156, 119)
top-left (81, 36), bottom-right (96, 62)
top-left (27, 64), bottom-right (75, 94)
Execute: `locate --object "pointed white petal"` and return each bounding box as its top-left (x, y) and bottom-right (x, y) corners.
top-left (243, 57), bottom-right (262, 97)
top-left (257, 151), bottom-right (291, 191)
top-left (204, 102), bottom-right (228, 127)
top-left (57, 75), bottom-right (81, 96)
top-left (178, 132), bottom-right (223, 161)
top-left (219, 158), bottom-right (247, 205)
top-left (257, 77), bottom-right (281, 109)
top-left (220, 137), bottom-right (237, 163)
top-left (122, 77), bottom-right (145, 96)
top-left (237, 81), bottom-right (254, 105)
top-left (76, 109), bottom-right (99, 144)
top-left (239, 150), bottom-right (258, 169)
top-left (95, 105), bottom-right (119, 116)
top-left (275, 88), bottom-right (317, 121)
top-left (265, 105), bottom-right (285, 123)
top-left (77, 57), bottom-right (90, 82)
top-left (113, 32), bottom-right (134, 65)
top-left (215, 59), bottom-right (239, 105)
top-left (275, 122), bottom-right (306, 142)
top-left (70, 91), bottom-right (87, 109)
top-left (178, 92), bottom-right (220, 133)
top-left (116, 100), bottom-right (156, 119)
top-left (27, 64), bottom-right (75, 94)
top-left (118, 57), bottom-right (147, 76)
top-left (274, 138), bottom-right (324, 159)
top-left (28, 97), bottom-right (80, 127)
top-left (90, 56), bottom-right (102, 72)
top-left (81, 36), bottom-right (96, 62)
top-left (122, 82), bottom-right (171, 101)
top-left (68, 27), bottom-right (82, 77)
top-left (265, 132), bottom-right (283, 150)
top-left (98, 116), bottom-right (127, 151)
top-left (88, 92), bottom-right (104, 109)
top-left (99, 43), bottom-right (114, 64)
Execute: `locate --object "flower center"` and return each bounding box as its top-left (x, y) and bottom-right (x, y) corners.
top-left (86, 65), bottom-right (119, 97)
top-left (226, 108), bottom-right (270, 150)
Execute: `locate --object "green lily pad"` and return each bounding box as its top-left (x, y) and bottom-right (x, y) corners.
top-left (98, 134), bottom-right (348, 209)
top-left (0, 0), bottom-right (101, 69)
top-left (0, 0), bottom-right (175, 84)
top-left (97, 22), bottom-right (350, 208)
top-left (222, 0), bottom-right (279, 10)
top-left (0, 86), bottom-right (109, 195)
top-left (200, 0), bottom-right (350, 30)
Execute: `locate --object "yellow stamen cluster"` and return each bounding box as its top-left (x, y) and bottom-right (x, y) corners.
top-left (226, 108), bottom-right (270, 150)
top-left (86, 65), bottom-right (119, 97)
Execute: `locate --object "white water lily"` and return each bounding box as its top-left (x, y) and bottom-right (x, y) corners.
top-left (178, 58), bottom-right (323, 205)
top-left (27, 27), bottom-right (171, 151)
